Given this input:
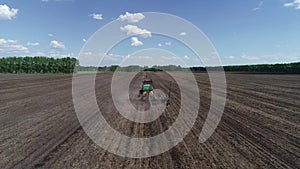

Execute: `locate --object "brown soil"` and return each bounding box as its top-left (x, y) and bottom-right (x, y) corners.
top-left (0, 72), bottom-right (299, 169)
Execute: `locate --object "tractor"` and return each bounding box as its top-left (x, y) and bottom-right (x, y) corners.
top-left (138, 78), bottom-right (171, 106)
top-left (139, 79), bottom-right (154, 99)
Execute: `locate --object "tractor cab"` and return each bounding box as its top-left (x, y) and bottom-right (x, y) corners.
top-left (143, 79), bottom-right (152, 85)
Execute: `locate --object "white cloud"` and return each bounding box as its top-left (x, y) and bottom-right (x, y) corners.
top-left (179, 32), bottom-right (187, 36)
top-left (48, 33), bottom-right (54, 37)
top-left (284, 3), bottom-right (294, 7)
top-left (0, 38), bottom-right (29, 54)
top-left (165, 41), bottom-right (172, 46)
top-left (49, 50), bottom-right (74, 58)
top-left (119, 12), bottom-right (145, 23)
top-left (120, 25), bottom-right (151, 38)
top-left (228, 55), bottom-right (235, 59)
top-left (0, 4), bottom-right (18, 20)
top-left (184, 55), bottom-right (189, 59)
top-left (0, 39), bottom-right (6, 44)
top-left (89, 13), bottom-right (103, 20)
top-left (158, 43), bottom-right (162, 47)
top-left (286, 55), bottom-right (300, 60)
top-left (27, 42), bottom-right (40, 46)
top-left (78, 52), bottom-right (125, 66)
top-left (131, 37), bottom-right (143, 46)
top-left (35, 51), bottom-right (46, 56)
top-left (119, 55), bottom-right (183, 67)
top-left (284, 0), bottom-right (300, 9)
top-left (83, 38), bottom-right (87, 42)
top-left (0, 39), bottom-right (17, 44)
top-left (252, 1), bottom-right (264, 11)
top-left (50, 40), bottom-right (65, 50)
top-left (242, 53), bottom-right (259, 60)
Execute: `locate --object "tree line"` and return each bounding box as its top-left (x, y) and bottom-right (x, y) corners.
top-left (190, 62), bottom-right (300, 74)
top-left (79, 62), bottom-right (300, 73)
top-left (0, 57), bottom-right (78, 73)
top-left (0, 56), bottom-right (299, 74)
top-left (222, 62), bottom-right (300, 73)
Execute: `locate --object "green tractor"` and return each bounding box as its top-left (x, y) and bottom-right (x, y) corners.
top-left (139, 79), bottom-right (154, 98)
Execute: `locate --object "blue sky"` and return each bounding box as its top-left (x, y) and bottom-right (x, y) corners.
top-left (0, 0), bottom-right (300, 66)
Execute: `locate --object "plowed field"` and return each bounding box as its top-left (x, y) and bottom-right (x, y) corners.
top-left (0, 72), bottom-right (299, 169)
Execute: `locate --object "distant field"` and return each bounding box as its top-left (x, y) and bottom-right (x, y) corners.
top-left (0, 72), bottom-right (299, 168)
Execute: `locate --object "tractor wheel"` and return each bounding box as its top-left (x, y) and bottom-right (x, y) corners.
top-left (149, 91), bottom-right (154, 96)
top-left (143, 91), bottom-right (147, 97)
